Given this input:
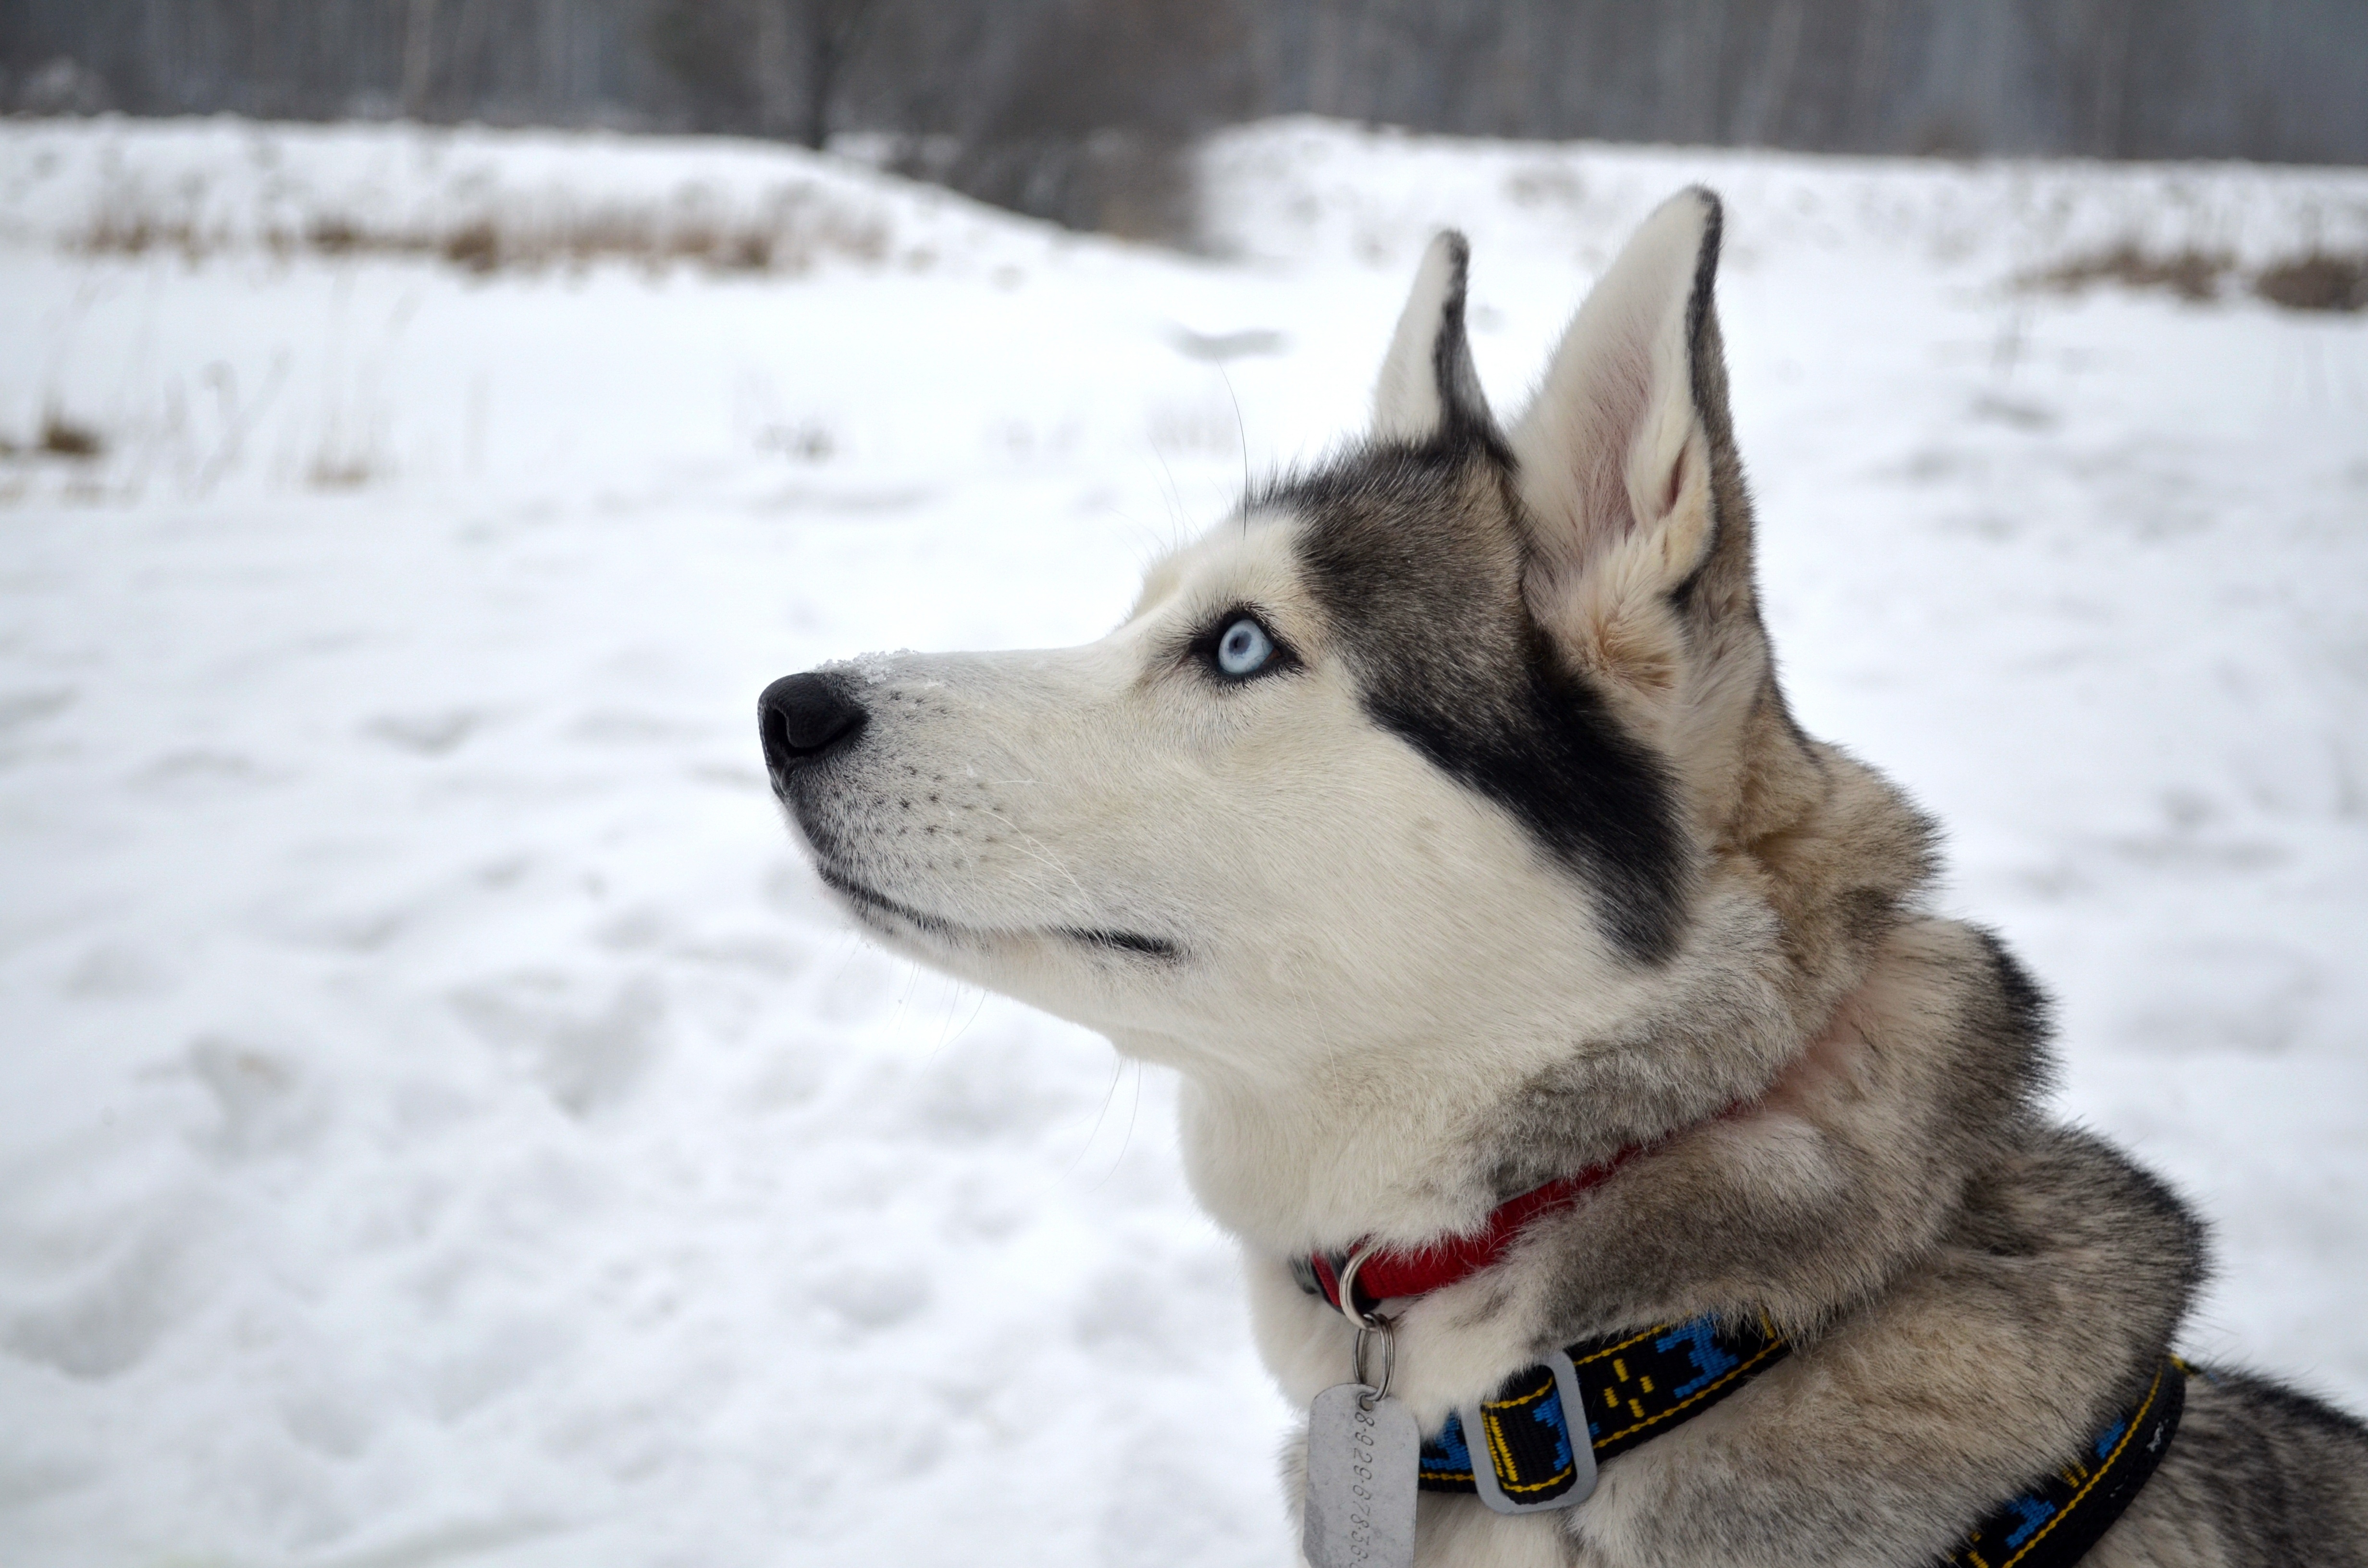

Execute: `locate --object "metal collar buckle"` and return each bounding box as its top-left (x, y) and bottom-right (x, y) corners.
top-left (1461, 1349), bottom-right (1596, 1514)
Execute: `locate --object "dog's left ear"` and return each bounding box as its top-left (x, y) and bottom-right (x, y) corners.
top-left (1510, 189), bottom-right (1739, 686)
top-left (1371, 231), bottom-right (1496, 445)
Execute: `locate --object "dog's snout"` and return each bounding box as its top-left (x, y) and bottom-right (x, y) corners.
top-left (759, 672), bottom-right (868, 785)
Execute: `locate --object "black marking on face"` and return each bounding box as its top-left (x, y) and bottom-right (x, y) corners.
top-left (1275, 446), bottom-right (1690, 965)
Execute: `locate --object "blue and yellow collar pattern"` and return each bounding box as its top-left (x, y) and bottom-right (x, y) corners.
top-left (1412, 1311), bottom-right (2184, 1567)
top-left (1417, 1312), bottom-right (1787, 1506)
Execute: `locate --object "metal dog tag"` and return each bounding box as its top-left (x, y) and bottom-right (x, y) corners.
top-left (1303, 1383), bottom-right (1418, 1568)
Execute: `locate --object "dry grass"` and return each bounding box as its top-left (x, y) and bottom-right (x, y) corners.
top-left (2254, 253), bottom-right (2368, 313)
top-left (2029, 243), bottom-right (2368, 313)
top-left (71, 183), bottom-right (893, 279)
top-left (2027, 243), bottom-right (2233, 303)
top-left (0, 407), bottom-right (108, 475)
top-left (38, 407), bottom-right (104, 460)
top-left (306, 452), bottom-right (379, 491)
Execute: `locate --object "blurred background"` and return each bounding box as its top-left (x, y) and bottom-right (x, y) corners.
top-left (6, 0), bottom-right (2368, 239)
top-left (1, 4), bottom-right (2364, 1567)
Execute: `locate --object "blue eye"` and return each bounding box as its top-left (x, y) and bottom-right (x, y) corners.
top-left (1215, 617), bottom-right (1273, 677)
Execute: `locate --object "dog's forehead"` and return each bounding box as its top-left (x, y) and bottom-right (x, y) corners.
top-left (1275, 447), bottom-right (1530, 655)
top-left (1128, 507), bottom-right (1310, 625)
top-left (1136, 447), bottom-right (1526, 641)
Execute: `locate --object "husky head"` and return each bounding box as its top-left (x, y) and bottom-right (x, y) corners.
top-left (761, 191), bottom-right (1927, 1249)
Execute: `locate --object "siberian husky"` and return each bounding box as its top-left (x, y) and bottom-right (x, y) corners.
top-left (759, 191), bottom-right (2368, 1566)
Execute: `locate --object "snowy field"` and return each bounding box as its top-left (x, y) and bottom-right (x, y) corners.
top-left (2, 116), bottom-right (2367, 1567)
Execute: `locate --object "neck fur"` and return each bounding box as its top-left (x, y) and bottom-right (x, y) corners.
top-left (1146, 736), bottom-right (1979, 1339)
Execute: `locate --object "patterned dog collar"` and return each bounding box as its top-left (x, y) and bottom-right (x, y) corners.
top-left (1403, 1312), bottom-right (2183, 1564)
top-left (1939, 1358), bottom-right (2187, 1568)
top-left (1417, 1313), bottom-right (1788, 1509)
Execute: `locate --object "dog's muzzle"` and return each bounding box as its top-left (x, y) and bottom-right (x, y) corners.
top-left (758, 671), bottom-right (867, 795)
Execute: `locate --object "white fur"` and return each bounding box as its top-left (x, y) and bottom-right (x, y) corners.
top-left (804, 508), bottom-right (1656, 1250)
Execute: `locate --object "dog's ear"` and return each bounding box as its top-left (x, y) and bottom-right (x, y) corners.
top-left (1371, 231), bottom-right (1495, 446)
top-left (1510, 189), bottom-right (1733, 676)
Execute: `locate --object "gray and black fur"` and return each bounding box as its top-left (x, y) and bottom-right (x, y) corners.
top-left (1281, 455), bottom-right (1691, 964)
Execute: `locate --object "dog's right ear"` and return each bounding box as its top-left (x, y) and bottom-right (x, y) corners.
top-left (1371, 231), bottom-right (1495, 446)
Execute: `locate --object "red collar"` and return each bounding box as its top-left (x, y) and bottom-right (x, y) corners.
top-left (1296, 1084), bottom-right (1775, 1316)
top-left (1301, 1141), bottom-right (1650, 1318)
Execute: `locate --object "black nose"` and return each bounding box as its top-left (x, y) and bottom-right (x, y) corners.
top-left (759, 672), bottom-right (868, 784)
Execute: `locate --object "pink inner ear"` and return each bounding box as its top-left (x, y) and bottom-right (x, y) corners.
top-left (1514, 194), bottom-right (1718, 589)
top-left (1556, 337), bottom-right (1656, 573)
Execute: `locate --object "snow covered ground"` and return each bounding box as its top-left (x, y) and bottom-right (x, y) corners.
top-left (1, 116), bottom-right (2365, 1567)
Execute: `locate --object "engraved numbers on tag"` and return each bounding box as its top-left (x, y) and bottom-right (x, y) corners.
top-left (1303, 1383), bottom-right (1418, 1568)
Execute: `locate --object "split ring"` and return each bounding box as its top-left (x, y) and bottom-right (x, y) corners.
top-left (1353, 1321), bottom-right (1396, 1404)
top-left (1334, 1245), bottom-right (1391, 1330)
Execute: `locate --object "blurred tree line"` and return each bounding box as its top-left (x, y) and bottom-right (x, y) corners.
top-left (5, 0), bottom-right (2364, 236)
